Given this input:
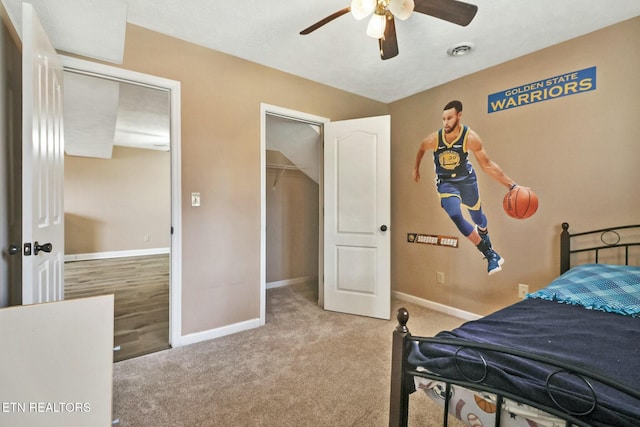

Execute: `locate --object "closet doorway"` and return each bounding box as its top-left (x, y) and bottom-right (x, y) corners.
top-left (261, 105), bottom-right (329, 323)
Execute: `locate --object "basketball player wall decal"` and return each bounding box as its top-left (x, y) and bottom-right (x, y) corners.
top-left (413, 100), bottom-right (534, 275)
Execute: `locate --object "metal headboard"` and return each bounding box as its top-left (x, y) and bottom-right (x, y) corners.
top-left (560, 222), bottom-right (640, 274)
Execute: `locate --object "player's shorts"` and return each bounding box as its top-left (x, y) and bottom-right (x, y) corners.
top-left (436, 171), bottom-right (481, 209)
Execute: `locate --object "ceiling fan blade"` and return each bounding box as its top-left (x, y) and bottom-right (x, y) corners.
top-left (414, 0), bottom-right (478, 26)
top-left (300, 7), bottom-right (351, 35)
top-left (379, 16), bottom-right (399, 60)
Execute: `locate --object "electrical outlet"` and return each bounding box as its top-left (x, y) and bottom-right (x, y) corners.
top-left (436, 272), bottom-right (445, 284)
top-left (518, 283), bottom-right (529, 299)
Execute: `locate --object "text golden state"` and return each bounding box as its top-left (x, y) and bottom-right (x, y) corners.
top-left (487, 66), bottom-right (596, 113)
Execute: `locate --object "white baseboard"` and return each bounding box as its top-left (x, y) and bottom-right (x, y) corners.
top-left (174, 291), bottom-right (477, 348)
top-left (392, 291), bottom-right (482, 321)
top-left (175, 317), bottom-right (262, 347)
top-left (65, 247), bottom-right (170, 262)
top-left (267, 276), bottom-right (316, 289)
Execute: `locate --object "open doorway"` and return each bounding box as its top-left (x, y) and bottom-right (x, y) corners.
top-left (60, 56), bottom-right (182, 360)
top-left (260, 104), bottom-right (329, 324)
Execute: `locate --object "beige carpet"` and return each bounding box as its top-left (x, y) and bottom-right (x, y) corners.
top-left (113, 283), bottom-right (467, 426)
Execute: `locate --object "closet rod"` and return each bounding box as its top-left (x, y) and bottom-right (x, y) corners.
top-left (267, 163), bottom-right (307, 189)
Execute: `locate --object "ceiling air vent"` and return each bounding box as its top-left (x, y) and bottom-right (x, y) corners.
top-left (447, 42), bottom-right (475, 57)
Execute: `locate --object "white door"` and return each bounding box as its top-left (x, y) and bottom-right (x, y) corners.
top-left (21, 3), bottom-right (65, 304)
top-left (324, 115), bottom-right (390, 319)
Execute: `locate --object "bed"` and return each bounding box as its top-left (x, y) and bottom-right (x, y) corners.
top-left (389, 222), bottom-right (640, 427)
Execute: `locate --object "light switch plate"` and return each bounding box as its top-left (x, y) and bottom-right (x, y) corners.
top-left (191, 192), bottom-right (201, 207)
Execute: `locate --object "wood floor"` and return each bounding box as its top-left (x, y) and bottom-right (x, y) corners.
top-left (64, 254), bottom-right (170, 362)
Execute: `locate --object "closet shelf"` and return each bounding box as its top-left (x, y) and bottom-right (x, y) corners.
top-left (267, 163), bottom-right (307, 189)
top-left (266, 163), bottom-right (304, 171)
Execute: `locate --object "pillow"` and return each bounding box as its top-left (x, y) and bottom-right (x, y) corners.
top-left (526, 264), bottom-right (640, 316)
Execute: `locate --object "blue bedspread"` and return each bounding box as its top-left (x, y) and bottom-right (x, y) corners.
top-left (527, 264), bottom-right (640, 316)
top-left (409, 299), bottom-right (640, 426)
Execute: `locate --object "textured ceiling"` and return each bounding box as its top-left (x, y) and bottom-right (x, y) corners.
top-left (3, 0), bottom-right (128, 63)
top-left (4, 0), bottom-right (639, 158)
top-left (64, 71), bottom-right (171, 157)
top-left (126, 0), bottom-right (640, 103)
top-left (3, 0), bottom-right (640, 103)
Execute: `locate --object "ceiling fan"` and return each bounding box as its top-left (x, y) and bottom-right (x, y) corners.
top-left (300, 0), bottom-right (478, 60)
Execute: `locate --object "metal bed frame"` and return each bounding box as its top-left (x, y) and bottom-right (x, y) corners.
top-left (389, 222), bottom-right (640, 427)
top-left (560, 222), bottom-right (640, 274)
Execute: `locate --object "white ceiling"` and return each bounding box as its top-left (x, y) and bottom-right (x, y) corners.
top-left (63, 71), bottom-right (171, 158)
top-left (63, 72), bottom-right (120, 158)
top-left (4, 0), bottom-right (640, 103)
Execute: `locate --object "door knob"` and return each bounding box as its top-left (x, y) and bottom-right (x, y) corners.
top-left (34, 241), bottom-right (53, 255)
top-left (380, 225), bottom-right (388, 232)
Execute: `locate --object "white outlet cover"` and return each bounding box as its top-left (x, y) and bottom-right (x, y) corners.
top-left (518, 284), bottom-right (529, 298)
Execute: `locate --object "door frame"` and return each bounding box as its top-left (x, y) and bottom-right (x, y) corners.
top-left (259, 103), bottom-right (329, 324)
top-left (60, 55), bottom-right (183, 347)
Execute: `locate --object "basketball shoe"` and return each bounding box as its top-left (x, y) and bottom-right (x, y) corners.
top-left (476, 238), bottom-right (504, 275)
top-left (485, 250), bottom-right (504, 275)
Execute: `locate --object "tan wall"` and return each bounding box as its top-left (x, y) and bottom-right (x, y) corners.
top-left (119, 24), bottom-right (389, 334)
top-left (390, 17), bottom-right (640, 315)
top-left (266, 151), bottom-right (319, 283)
top-left (64, 146), bottom-right (171, 254)
top-left (59, 17), bottom-right (638, 332)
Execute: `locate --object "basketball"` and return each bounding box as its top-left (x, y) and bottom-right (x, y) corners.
top-left (474, 394), bottom-right (497, 414)
top-left (503, 186), bottom-right (538, 219)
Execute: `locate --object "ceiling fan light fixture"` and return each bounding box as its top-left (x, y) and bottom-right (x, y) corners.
top-left (350, 0), bottom-right (377, 20)
top-left (300, 0), bottom-right (480, 60)
top-left (388, 0), bottom-right (414, 21)
top-left (366, 12), bottom-right (387, 39)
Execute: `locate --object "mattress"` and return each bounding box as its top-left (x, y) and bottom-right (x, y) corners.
top-left (408, 298), bottom-right (640, 426)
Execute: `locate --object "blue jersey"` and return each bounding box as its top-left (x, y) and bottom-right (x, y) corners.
top-left (433, 125), bottom-right (473, 180)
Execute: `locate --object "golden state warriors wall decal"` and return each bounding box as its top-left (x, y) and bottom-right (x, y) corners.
top-left (488, 66), bottom-right (596, 113)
